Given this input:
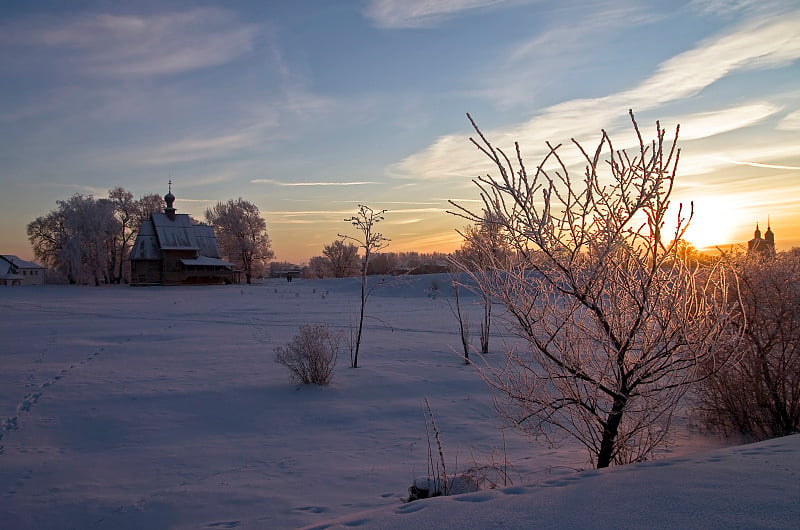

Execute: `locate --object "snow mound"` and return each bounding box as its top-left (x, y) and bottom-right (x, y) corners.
top-left (303, 434), bottom-right (800, 529)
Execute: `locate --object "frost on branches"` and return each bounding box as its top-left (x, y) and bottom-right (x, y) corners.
top-left (450, 111), bottom-right (739, 468)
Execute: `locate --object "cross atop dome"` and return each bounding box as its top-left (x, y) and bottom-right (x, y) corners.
top-left (164, 180), bottom-right (176, 219)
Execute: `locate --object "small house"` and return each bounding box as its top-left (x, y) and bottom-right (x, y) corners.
top-left (0, 255), bottom-right (46, 286)
top-left (129, 187), bottom-right (236, 286)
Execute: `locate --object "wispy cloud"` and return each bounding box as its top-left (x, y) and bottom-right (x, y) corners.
top-left (251, 179), bottom-right (376, 186)
top-left (385, 208), bottom-right (448, 214)
top-left (778, 110), bottom-right (800, 131)
top-left (1, 8), bottom-right (257, 78)
top-left (147, 132), bottom-right (259, 165)
top-left (264, 209), bottom-right (356, 217)
top-left (679, 142), bottom-right (800, 176)
top-left (390, 12), bottom-right (800, 181)
top-left (174, 198), bottom-right (218, 204)
top-left (716, 159), bottom-right (800, 170)
top-left (363, 0), bottom-right (520, 28)
top-left (689, 0), bottom-right (795, 17)
top-left (662, 103), bottom-right (780, 141)
top-left (480, 3), bottom-right (659, 109)
top-left (264, 207), bottom-right (447, 227)
top-left (390, 230), bottom-right (464, 252)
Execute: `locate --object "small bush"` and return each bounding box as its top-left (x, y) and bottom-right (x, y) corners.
top-left (274, 324), bottom-right (342, 385)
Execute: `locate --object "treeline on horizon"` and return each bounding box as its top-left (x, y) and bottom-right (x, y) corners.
top-left (24, 187), bottom-right (792, 286)
top-left (23, 188), bottom-right (464, 285)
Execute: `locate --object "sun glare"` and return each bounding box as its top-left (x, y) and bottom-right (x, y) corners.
top-left (669, 195), bottom-right (739, 251)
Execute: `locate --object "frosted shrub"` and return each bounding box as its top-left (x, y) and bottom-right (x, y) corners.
top-left (696, 251), bottom-right (800, 440)
top-left (449, 111), bottom-right (738, 468)
top-left (274, 324), bottom-right (342, 385)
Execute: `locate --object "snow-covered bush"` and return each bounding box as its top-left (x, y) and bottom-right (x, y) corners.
top-left (274, 324), bottom-right (342, 385)
top-left (696, 251), bottom-right (800, 440)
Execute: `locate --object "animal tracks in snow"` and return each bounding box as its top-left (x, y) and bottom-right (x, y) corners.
top-left (0, 345), bottom-right (107, 455)
top-left (206, 521), bottom-right (241, 528)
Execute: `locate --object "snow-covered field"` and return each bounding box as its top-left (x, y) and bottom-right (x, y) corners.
top-left (1, 276), bottom-right (797, 529)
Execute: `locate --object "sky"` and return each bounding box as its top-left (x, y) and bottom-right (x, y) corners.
top-left (1, 0), bottom-right (798, 264)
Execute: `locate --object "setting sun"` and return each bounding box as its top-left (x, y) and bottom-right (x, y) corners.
top-left (673, 195), bottom-right (741, 251)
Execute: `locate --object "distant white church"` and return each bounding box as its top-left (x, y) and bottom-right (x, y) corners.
top-left (0, 255), bottom-right (46, 286)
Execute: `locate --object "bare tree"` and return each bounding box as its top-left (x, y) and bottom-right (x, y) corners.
top-left (696, 250), bottom-right (800, 440)
top-left (340, 205), bottom-right (389, 368)
top-left (323, 239), bottom-right (361, 278)
top-left (134, 193), bottom-right (166, 225)
top-left (450, 111), bottom-right (737, 468)
top-left (453, 219), bottom-right (513, 354)
top-left (205, 198), bottom-right (274, 283)
top-left (27, 208), bottom-right (72, 282)
top-left (445, 276), bottom-right (472, 364)
top-left (105, 189), bottom-right (164, 284)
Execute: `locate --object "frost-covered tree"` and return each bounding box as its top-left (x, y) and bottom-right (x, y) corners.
top-left (61, 194), bottom-right (119, 286)
top-left (452, 218), bottom-right (514, 354)
top-left (450, 111), bottom-right (738, 468)
top-left (28, 194), bottom-right (120, 285)
top-left (305, 256), bottom-right (331, 279)
top-left (341, 205), bottom-right (389, 368)
top-left (697, 250), bottom-right (800, 440)
top-left (323, 239), bottom-right (361, 278)
top-left (205, 198), bottom-right (274, 284)
top-left (29, 190), bottom-right (163, 284)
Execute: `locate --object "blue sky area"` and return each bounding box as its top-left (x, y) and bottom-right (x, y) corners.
top-left (1, 0), bottom-right (798, 263)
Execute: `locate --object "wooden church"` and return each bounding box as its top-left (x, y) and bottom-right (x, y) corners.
top-left (130, 186), bottom-right (236, 286)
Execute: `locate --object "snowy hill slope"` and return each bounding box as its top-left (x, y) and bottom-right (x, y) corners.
top-left (305, 434), bottom-right (799, 529)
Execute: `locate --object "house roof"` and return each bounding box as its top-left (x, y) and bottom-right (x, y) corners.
top-left (129, 220), bottom-right (160, 260)
top-left (1, 255), bottom-right (44, 269)
top-left (193, 224), bottom-right (223, 259)
top-left (130, 213), bottom-right (228, 263)
top-left (151, 213), bottom-right (201, 251)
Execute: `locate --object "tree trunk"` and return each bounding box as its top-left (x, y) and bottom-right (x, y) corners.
top-left (597, 396), bottom-right (627, 468)
top-left (116, 242), bottom-right (127, 284)
top-left (453, 283), bottom-right (470, 364)
top-left (353, 271), bottom-right (366, 368)
top-left (480, 293), bottom-right (491, 354)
